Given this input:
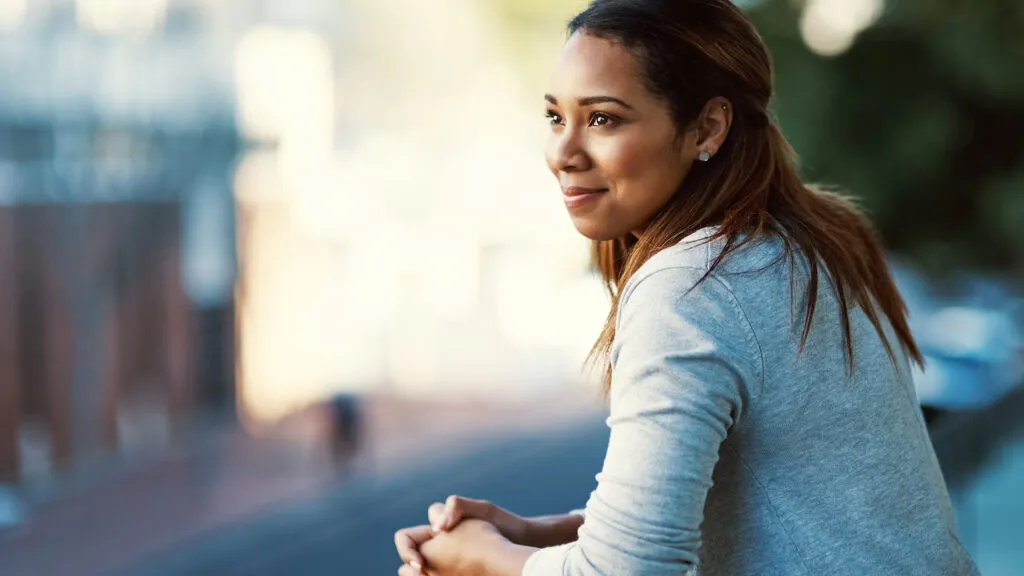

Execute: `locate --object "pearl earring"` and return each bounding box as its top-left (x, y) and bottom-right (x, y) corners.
top-left (698, 151), bottom-right (711, 162)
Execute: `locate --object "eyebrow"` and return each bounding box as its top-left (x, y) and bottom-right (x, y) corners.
top-left (544, 94), bottom-right (634, 110)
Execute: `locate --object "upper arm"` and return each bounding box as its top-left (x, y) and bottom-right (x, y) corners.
top-left (523, 266), bottom-right (762, 576)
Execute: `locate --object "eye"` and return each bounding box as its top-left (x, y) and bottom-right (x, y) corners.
top-left (589, 112), bottom-right (617, 127)
top-left (545, 110), bottom-right (563, 126)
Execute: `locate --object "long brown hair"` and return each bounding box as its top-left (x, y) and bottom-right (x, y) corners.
top-left (571, 0), bottom-right (924, 393)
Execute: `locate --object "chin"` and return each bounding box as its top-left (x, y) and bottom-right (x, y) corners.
top-left (569, 216), bottom-right (629, 241)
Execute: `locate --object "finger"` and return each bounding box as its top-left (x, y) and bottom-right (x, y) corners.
top-left (398, 563), bottom-right (421, 576)
top-left (439, 495), bottom-right (464, 532)
top-left (437, 495), bottom-right (494, 532)
top-left (428, 502), bottom-right (446, 532)
top-left (394, 526), bottom-right (431, 567)
top-left (453, 495), bottom-right (495, 522)
top-left (396, 525), bottom-right (434, 547)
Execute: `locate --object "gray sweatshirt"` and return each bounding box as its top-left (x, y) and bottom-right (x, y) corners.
top-left (524, 228), bottom-right (979, 575)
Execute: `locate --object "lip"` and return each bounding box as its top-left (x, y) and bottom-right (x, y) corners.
top-left (562, 186), bottom-right (606, 197)
top-left (562, 186), bottom-right (607, 209)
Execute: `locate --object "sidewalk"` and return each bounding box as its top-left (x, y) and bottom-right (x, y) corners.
top-left (937, 388), bottom-right (1024, 575)
top-left (0, 390), bottom-right (602, 576)
top-left (129, 415), bottom-right (612, 576)
top-left (954, 428), bottom-right (1024, 575)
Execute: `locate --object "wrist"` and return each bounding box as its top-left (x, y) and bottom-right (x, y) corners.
top-left (514, 516), bottom-right (537, 547)
top-left (505, 512), bottom-right (532, 546)
top-left (519, 513), bottom-right (583, 548)
top-left (473, 535), bottom-right (535, 576)
top-left (485, 506), bottom-right (529, 545)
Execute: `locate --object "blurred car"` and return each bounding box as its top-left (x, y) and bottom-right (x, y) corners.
top-left (893, 261), bottom-right (1024, 410)
top-left (911, 307), bottom-right (1024, 410)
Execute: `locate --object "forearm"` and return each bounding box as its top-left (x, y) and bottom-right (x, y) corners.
top-left (520, 513), bottom-right (584, 548)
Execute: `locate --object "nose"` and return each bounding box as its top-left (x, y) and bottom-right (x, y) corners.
top-left (546, 126), bottom-right (591, 175)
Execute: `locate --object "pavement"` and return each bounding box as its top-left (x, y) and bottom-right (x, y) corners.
top-left (2, 389), bottom-right (1022, 576)
top-left (126, 417), bottom-right (610, 576)
top-left (0, 391), bottom-right (603, 576)
top-left (935, 388), bottom-right (1024, 575)
top-left (131, 410), bottom-right (1024, 576)
top-left (953, 430), bottom-right (1024, 575)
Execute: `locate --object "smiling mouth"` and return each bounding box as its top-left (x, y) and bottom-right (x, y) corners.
top-left (562, 186), bottom-right (608, 196)
top-left (561, 186), bottom-right (607, 210)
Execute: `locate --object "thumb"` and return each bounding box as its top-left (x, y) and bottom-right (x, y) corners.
top-left (434, 495), bottom-right (494, 532)
top-left (428, 502), bottom-right (446, 532)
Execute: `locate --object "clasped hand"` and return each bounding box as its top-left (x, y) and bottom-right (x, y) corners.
top-left (394, 496), bottom-right (525, 576)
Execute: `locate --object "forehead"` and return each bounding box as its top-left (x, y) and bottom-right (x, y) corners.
top-left (549, 32), bottom-right (646, 101)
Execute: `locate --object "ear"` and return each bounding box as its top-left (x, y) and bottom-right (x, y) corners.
top-left (693, 97), bottom-right (733, 162)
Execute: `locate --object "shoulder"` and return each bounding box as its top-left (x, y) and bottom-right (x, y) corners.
top-left (617, 227), bottom-right (769, 337)
top-left (620, 228), bottom-right (716, 305)
top-left (612, 228), bottom-right (766, 406)
top-left (622, 227), bottom-right (788, 306)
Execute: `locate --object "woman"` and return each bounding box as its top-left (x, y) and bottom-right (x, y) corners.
top-left (395, 0), bottom-right (980, 574)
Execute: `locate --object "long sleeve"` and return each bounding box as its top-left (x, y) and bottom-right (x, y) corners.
top-left (524, 266), bottom-right (763, 576)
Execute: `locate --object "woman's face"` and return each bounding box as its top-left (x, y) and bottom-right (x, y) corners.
top-left (545, 32), bottom-right (698, 240)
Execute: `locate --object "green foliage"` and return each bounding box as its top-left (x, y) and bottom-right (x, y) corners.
top-left (750, 0), bottom-right (1024, 275)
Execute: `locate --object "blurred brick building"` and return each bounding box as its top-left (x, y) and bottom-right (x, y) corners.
top-left (0, 0), bottom-right (241, 483)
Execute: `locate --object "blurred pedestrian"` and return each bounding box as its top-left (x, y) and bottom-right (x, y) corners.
top-left (394, 1), bottom-right (980, 575)
top-left (0, 207), bottom-right (75, 528)
top-left (326, 393), bottom-right (363, 475)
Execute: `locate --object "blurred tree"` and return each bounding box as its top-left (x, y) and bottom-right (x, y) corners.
top-left (484, 0), bottom-right (1024, 277)
top-left (746, 0), bottom-right (1024, 277)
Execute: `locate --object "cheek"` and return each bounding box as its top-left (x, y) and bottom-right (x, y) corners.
top-left (604, 146), bottom-right (647, 182)
top-left (601, 134), bottom-right (683, 197)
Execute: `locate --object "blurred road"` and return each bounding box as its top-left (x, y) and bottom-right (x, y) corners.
top-left (126, 418), bottom-right (608, 576)
top-left (936, 388), bottom-right (1024, 575)
top-left (131, 402), bottom-right (1024, 576)
top-left (3, 395), bottom-right (1021, 575)
top-left (954, 431), bottom-right (1024, 575)
top-left (0, 393), bottom-right (602, 576)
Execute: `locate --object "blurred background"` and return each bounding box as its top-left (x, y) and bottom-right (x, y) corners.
top-left (0, 0), bottom-right (1020, 574)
